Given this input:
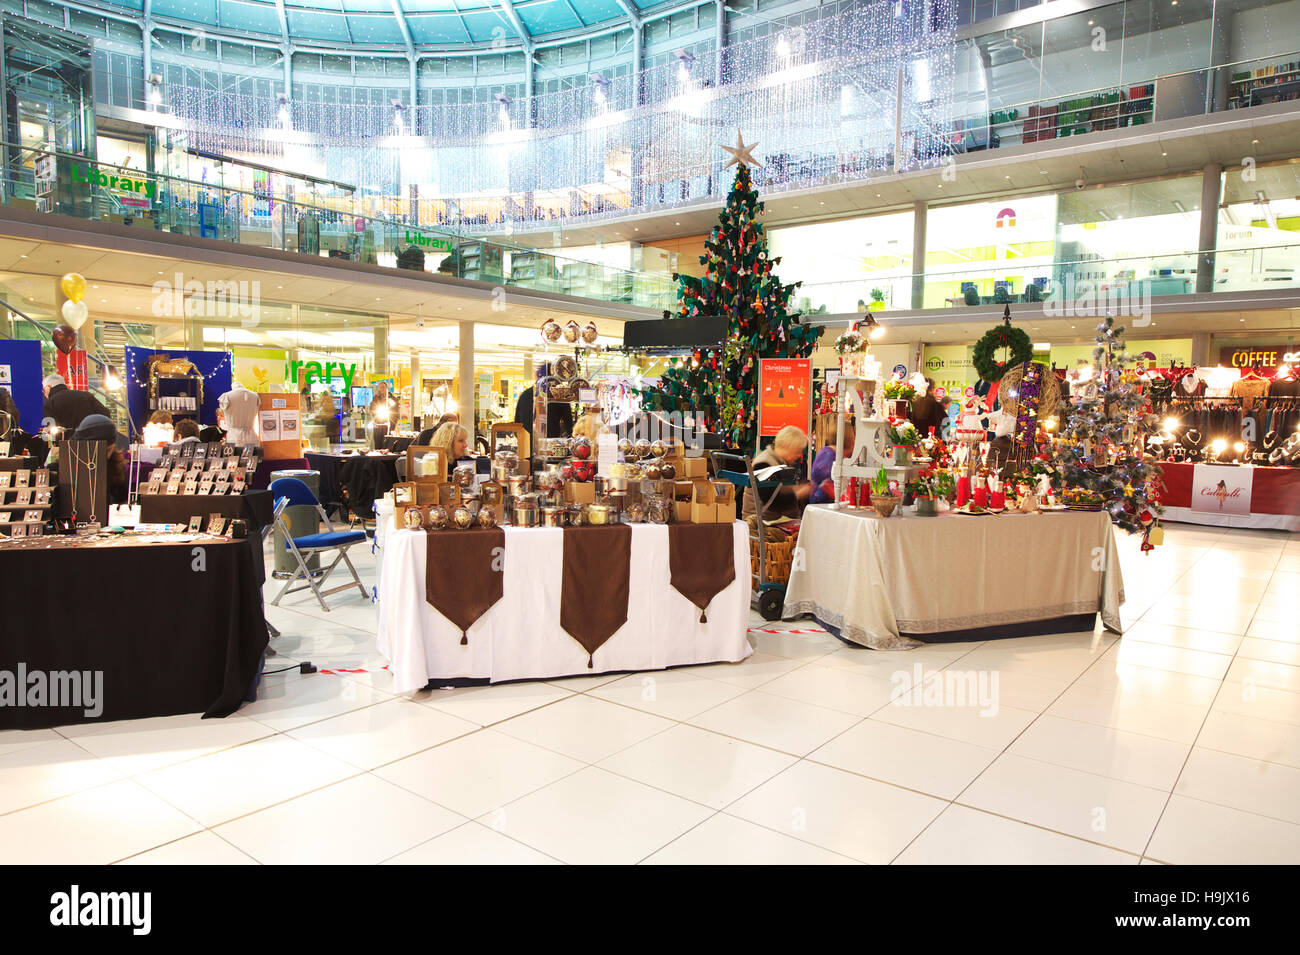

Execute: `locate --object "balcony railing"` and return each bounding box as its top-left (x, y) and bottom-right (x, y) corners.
top-left (0, 143), bottom-right (678, 312)
top-left (795, 242), bottom-right (1300, 317)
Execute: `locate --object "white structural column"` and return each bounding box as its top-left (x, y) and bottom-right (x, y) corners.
top-left (1196, 163), bottom-right (1223, 294)
top-left (459, 321), bottom-right (475, 432)
top-left (911, 200), bottom-right (927, 309)
top-left (715, 0), bottom-right (725, 86)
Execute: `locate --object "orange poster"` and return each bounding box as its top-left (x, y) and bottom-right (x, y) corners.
top-left (758, 358), bottom-right (812, 438)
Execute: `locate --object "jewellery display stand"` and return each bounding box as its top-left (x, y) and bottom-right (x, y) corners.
top-left (831, 377), bottom-right (922, 507)
top-left (0, 464), bottom-right (54, 536)
top-left (57, 439), bottom-right (108, 526)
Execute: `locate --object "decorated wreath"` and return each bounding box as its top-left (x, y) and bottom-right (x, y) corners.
top-left (972, 321), bottom-right (1033, 383)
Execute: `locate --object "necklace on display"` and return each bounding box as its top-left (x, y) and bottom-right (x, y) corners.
top-left (66, 442), bottom-right (99, 525)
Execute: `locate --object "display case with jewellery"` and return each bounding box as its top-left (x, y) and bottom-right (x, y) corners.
top-left (0, 465), bottom-right (53, 536)
top-left (146, 354), bottom-right (205, 419)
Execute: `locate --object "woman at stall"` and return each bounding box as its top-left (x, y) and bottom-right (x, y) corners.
top-left (742, 425), bottom-right (811, 521)
top-left (810, 415), bottom-right (855, 505)
top-left (429, 421), bottom-right (473, 465)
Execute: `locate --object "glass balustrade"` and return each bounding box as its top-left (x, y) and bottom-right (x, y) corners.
top-left (0, 143), bottom-right (679, 312)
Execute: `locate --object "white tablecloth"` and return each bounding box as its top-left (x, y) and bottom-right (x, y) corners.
top-left (783, 505), bottom-right (1125, 650)
top-left (378, 522), bottom-right (753, 692)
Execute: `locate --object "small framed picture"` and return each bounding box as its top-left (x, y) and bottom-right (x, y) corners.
top-left (14, 469), bottom-right (30, 487)
top-left (393, 482), bottom-right (416, 506)
top-left (33, 470), bottom-right (49, 487)
top-left (187, 515), bottom-right (204, 533)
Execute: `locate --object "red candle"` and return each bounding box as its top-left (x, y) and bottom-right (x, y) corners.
top-left (957, 476), bottom-right (971, 507)
top-left (845, 477), bottom-right (858, 505)
top-left (973, 486), bottom-right (988, 508)
top-left (990, 490), bottom-right (1006, 510)
top-left (859, 482), bottom-right (871, 507)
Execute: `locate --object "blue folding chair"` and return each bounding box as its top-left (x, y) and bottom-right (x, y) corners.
top-left (270, 477), bottom-right (369, 611)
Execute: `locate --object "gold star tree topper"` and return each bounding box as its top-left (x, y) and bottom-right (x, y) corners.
top-left (720, 131), bottom-right (763, 169)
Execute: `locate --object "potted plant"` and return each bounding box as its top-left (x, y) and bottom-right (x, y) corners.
top-left (907, 470), bottom-right (955, 516)
top-left (871, 467), bottom-right (899, 517)
top-left (869, 287), bottom-right (887, 311)
top-left (888, 420), bottom-right (921, 465)
top-left (833, 326), bottom-right (868, 378)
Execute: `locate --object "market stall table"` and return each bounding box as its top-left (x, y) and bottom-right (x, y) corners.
top-left (0, 533), bottom-right (268, 729)
top-left (305, 452), bottom-right (399, 520)
top-left (378, 522), bottom-right (752, 691)
top-left (783, 504), bottom-right (1124, 650)
top-left (1156, 462), bottom-right (1300, 532)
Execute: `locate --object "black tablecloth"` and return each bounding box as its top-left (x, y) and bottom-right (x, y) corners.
top-left (138, 490), bottom-right (273, 530)
top-left (304, 452), bottom-right (344, 510)
top-left (0, 537), bottom-right (269, 729)
top-left (303, 452), bottom-right (399, 519)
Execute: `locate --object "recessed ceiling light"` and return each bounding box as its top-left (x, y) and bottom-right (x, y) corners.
top-left (1252, 139), bottom-right (1259, 144)
top-left (1162, 151), bottom-right (1168, 156)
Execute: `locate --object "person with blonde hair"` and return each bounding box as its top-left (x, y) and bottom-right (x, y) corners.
top-left (742, 425), bottom-right (810, 520)
top-left (571, 405), bottom-right (604, 458)
top-left (430, 420), bottom-right (471, 464)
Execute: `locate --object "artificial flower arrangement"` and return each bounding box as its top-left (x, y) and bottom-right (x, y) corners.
top-left (883, 379), bottom-right (916, 401)
top-left (833, 328), bottom-right (867, 355)
top-left (905, 469), bottom-right (956, 500)
top-left (1060, 486), bottom-right (1107, 509)
top-left (888, 420), bottom-right (922, 447)
top-left (1011, 453), bottom-right (1064, 498)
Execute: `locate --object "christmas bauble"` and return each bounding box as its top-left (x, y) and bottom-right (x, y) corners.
top-left (581, 321), bottom-right (599, 344)
top-left (542, 320), bottom-right (562, 342)
top-left (572, 436), bottom-right (592, 460)
top-left (634, 438), bottom-right (651, 458)
top-left (427, 505), bottom-right (449, 529)
top-left (563, 320), bottom-right (580, 343)
top-left (477, 505), bottom-right (497, 528)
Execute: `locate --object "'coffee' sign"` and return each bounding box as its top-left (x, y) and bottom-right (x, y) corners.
top-left (1219, 346), bottom-right (1296, 370)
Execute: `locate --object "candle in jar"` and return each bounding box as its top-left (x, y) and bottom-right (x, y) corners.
top-left (973, 485), bottom-right (988, 508)
top-left (957, 476), bottom-right (971, 506)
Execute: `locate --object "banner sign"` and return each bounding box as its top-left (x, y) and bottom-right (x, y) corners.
top-left (56, 349), bottom-right (89, 392)
top-left (1191, 464), bottom-right (1254, 516)
top-left (758, 358), bottom-right (812, 439)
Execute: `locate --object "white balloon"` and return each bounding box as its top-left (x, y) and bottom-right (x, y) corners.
top-left (61, 299), bottom-right (89, 330)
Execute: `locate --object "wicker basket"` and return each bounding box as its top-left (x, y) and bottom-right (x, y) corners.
top-left (750, 537), bottom-right (796, 589)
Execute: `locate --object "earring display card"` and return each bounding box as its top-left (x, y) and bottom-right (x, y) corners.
top-left (0, 512), bottom-right (10, 522)
top-left (23, 509), bottom-right (42, 523)
top-left (206, 515), bottom-right (227, 536)
top-left (15, 470), bottom-right (30, 486)
top-left (0, 473), bottom-right (9, 489)
top-left (187, 516), bottom-right (203, 532)
top-left (34, 470), bottom-right (49, 487)
top-left (10, 522), bottom-right (26, 537)
top-left (28, 523), bottom-right (42, 536)
top-left (15, 488), bottom-right (31, 506)
top-left (34, 489), bottom-right (50, 506)
top-left (183, 480), bottom-right (198, 495)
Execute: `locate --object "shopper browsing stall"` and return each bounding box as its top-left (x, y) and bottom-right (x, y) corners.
top-left (42, 374), bottom-right (110, 433)
top-left (743, 425), bottom-right (811, 520)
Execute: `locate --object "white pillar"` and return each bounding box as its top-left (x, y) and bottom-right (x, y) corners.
top-left (459, 321), bottom-right (475, 433)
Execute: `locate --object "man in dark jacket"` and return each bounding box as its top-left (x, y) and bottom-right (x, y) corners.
top-left (513, 363), bottom-right (573, 440)
top-left (43, 374), bottom-right (111, 433)
top-left (909, 378), bottom-right (947, 439)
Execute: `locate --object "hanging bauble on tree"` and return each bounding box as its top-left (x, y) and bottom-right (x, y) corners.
top-left (972, 306), bottom-right (1034, 382)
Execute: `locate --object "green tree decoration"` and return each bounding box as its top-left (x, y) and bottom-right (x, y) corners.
top-left (639, 144), bottom-right (822, 451)
top-left (1057, 314), bottom-right (1164, 539)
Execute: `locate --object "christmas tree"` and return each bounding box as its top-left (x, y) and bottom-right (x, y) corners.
top-left (641, 137), bottom-right (822, 450)
top-left (1056, 314), bottom-right (1163, 538)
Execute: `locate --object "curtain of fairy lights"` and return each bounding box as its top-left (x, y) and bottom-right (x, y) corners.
top-left (163, 0), bottom-right (957, 229)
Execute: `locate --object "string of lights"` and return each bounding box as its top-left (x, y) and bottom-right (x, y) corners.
top-left (162, 0), bottom-right (957, 226)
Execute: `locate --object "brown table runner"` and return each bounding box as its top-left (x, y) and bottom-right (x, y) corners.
top-left (426, 527), bottom-right (505, 643)
top-left (560, 524), bottom-right (631, 668)
top-left (668, 522), bottom-right (736, 623)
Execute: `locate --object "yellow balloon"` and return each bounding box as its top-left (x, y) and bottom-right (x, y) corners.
top-left (60, 272), bottom-right (87, 303)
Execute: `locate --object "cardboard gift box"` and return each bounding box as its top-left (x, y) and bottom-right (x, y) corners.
top-left (564, 480), bottom-right (595, 504)
top-left (679, 455), bottom-right (708, 478)
top-left (713, 481), bottom-right (737, 523)
top-left (690, 480), bottom-right (717, 524)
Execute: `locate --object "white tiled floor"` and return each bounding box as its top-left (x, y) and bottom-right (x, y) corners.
top-left (3, 521), bottom-right (1300, 864)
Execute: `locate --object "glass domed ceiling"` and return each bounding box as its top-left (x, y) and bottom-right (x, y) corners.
top-left (128, 0), bottom-right (662, 45)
